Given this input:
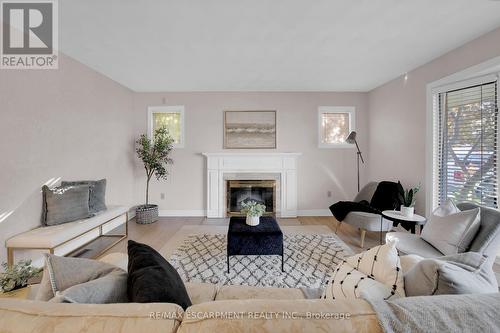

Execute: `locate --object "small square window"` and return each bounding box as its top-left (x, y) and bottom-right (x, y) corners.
top-left (148, 106), bottom-right (185, 148)
top-left (318, 106), bottom-right (355, 148)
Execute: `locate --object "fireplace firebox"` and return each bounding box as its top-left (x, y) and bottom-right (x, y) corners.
top-left (226, 180), bottom-right (276, 216)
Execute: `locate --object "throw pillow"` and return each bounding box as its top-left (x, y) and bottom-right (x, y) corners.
top-left (35, 254), bottom-right (127, 303)
top-left (321, 261), bottom-right (400, 301)
top-left (345, 240), bottom-right (405, 297)
top-left (432, 198), bottom-right (460, 217)
top-left (421, 202), bottom-right (480, 254)
top-left (42, 185), bottom-right (91, 226)
top-left (127, 240), bottom-right (192, 310)
top-left (404, 252), bottom-right (498, 296)
top-left (61, 179), bottom-right (106, 214)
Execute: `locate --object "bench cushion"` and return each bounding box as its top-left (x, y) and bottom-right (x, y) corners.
top-left (6, 206), bottom-right (129, 249)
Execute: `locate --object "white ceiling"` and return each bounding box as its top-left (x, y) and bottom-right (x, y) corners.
top-left (60, 0), bottom-right (500, 92)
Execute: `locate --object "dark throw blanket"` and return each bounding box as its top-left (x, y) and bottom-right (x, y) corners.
top-left (329, 181), bottom-right (401, 222)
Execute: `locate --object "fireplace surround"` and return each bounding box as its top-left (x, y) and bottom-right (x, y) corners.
top-left (203, 153), bottom-right (300, 218)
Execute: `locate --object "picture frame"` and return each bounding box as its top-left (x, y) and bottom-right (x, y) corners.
top-left (223, 110), bottom-right (277, 149)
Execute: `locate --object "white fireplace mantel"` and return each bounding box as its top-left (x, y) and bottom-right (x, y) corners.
top-left (202, 152), bottom-right (301, 218)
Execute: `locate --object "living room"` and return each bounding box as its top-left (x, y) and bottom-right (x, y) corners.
top-left (1, 1), bottom-right (500, 332)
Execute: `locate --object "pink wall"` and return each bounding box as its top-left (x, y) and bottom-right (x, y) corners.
top-left (0, 54), bottom-right (136, 264)
top-left (132, 92), bottom-right (369, 215)
top-left (368, 27), bottom-right (500, 214)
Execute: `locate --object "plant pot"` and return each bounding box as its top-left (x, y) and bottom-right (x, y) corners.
top-left (246, 215), bottom-right (260, 226)
top-left (400, 205), bottom-right (414, 218)
top-left (135, 204), bottom-right (159, 224)
top-left (0, 285), bottom-right (31, 299)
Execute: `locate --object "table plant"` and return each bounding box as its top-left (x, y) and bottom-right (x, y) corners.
top-left (397, 181), bottom-right (420, 217)
top-left (241, 201), bottom-right (266, 226)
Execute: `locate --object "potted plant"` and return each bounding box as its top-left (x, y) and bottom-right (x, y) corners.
top-left (241, 201), bottom-right (266, 226)
top-left (135, 127), bottom-right (174, 224)
top-left (0, 260), bottom-right (42, 297)
top-left (397, 181), bottom-right (420, 217)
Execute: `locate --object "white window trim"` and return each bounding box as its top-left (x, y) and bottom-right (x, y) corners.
top-left (425, 56), bottom-right (500, 217)
top-left (318, 106), bottom-right (356, 148)
top-left (148, 105), bottom-right (185, 148)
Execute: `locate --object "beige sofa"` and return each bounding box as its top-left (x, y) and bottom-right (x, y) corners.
top-left (0, 284), bottom-right (381, 333)
top-left (0, 252), bottom-right (385, 333)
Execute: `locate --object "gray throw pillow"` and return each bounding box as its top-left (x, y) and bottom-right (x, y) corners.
top-left (404, 252), bottom-right (498, 296)
top-left (35, 254), bottom-right (127, 303)
top-left (42, 185), bottom-right (91, 226)
top-left (61, 179), bottom-right (106, 214)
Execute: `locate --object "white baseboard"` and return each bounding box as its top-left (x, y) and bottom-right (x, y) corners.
top-left (297, 209), bottom-right (331, 216)
top-left (131, 209), bottom-right (331, 218)
top-left (159, 210), bottom-right (206, 217)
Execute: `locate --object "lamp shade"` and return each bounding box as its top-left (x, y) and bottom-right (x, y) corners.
top-left (345, 131), bottom-right (357, 144)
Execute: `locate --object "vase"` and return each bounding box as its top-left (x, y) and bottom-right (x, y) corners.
top-left (135, 204), bottom-right (159, 224)
top-left (246, 215), bottom-right (260, 226)
top-left (400, 205), bottom-right (414, 218)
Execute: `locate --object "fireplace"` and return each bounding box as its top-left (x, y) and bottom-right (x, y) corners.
top-left (226, 180), bottom-right (276, 216)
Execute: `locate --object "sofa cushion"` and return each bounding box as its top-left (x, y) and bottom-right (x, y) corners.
top-left (178, 299), bottom-right (382, 333)
top-left (42, 185), bottom-right (91, 226)
top-left (61, 179), bottom-right (107, 214)
top-left (0, 299), bottom-right (182, 333)
top-left (216, 285), bottom-right (305, 301)
top-left (399, 254), bottom-right (424, 274)
top-left (127, 240), bottom-right (192, 310)
top-left (35, 254), bottom-right (127, 303)
top-left (184, 283), bottom-right (217, 304)
top-left (404, 252), bottom-right (498, 296)
top-left (386, 232), bottom-right (443, 258)
top-left (421, 202), bottom-right (480, 255)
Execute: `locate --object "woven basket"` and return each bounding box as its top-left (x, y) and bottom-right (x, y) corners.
top-left (135, 204), bottom-right (159, 224)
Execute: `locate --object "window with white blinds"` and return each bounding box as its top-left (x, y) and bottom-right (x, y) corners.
top-left (436, 80), bottom-right (498, 208)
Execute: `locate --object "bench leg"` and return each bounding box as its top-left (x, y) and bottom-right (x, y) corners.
top-left (7, 248), bottom-right (14, 266)
top-left (282, 254), bottom-right (284, 272)
top-left (227, 256), bottom-right (230, 274)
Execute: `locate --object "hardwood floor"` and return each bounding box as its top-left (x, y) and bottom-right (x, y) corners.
top-left (100, 216), bottom-right (383, 257)
top-left (99, 215), bottom-right (500, 283)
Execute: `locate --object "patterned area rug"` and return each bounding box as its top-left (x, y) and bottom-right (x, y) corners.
top-left (169, 233), bottom-right (353, 288)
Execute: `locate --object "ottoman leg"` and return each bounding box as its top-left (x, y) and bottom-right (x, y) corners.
top-left (227, 256), bottom-right (230, 273)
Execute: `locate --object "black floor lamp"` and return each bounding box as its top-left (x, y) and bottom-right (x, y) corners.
top-left (345, 131), bottom-right (364, 192)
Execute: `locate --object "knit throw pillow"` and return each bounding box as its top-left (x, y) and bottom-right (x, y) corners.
top-left (322, 240), bottom-right (405, 300)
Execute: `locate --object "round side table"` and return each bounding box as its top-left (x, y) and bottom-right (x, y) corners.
top-left (382, 210), bottom-right (427, 234)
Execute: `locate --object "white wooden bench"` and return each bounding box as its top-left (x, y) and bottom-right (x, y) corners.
top-left (6, 205), bottom-right (129, 265)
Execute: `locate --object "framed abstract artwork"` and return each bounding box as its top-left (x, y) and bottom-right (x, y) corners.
top-left (224, 110), bottom-right (277, 149)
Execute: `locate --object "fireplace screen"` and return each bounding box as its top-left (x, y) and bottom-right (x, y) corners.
top-left (226, 180), bottom-right (276, 216)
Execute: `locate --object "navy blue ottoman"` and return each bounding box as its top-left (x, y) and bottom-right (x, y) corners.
top-left (227, 216), bottom-right (284, 273)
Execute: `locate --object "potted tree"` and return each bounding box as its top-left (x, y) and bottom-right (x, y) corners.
top-left (397, 181), bottom-right (420, 217)
top-left (135, 127), bottom-right (174, 224)
top-left (241, 201), bottom-right (266, 226)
